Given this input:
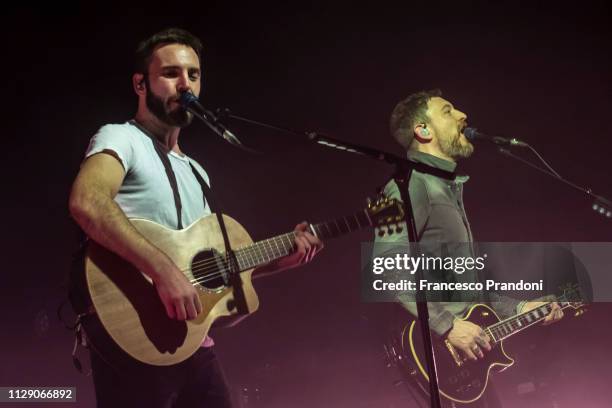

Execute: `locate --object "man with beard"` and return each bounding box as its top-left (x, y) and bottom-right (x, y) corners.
top-left (69, 28), bottom-right (322, 407)
top-left (374, 90), bottom-right (562, 407)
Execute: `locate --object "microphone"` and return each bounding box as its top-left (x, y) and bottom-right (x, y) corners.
top-left (178, 91), bottom-right (247, 149)
top-left (463, 127), bottom-right (528, 147)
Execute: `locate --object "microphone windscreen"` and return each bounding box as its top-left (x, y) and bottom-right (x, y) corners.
top-left (463, 127), bottom-right (478, 141)
top-left (179, 91), bottom-right (199, 109)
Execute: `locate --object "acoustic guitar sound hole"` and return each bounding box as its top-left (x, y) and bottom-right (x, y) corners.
top-left (191, 249), bottom-right (229, 291)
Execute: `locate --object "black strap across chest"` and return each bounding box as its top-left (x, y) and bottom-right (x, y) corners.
top-left (129, 119), bottom-right (207, 228)
top-left (129, 120), bottom-right (247, 313)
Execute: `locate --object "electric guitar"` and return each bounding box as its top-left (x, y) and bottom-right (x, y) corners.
top-left (393, 285), bottom-right (584, 405)
top-left (81, 196), bottom-right (403, 366)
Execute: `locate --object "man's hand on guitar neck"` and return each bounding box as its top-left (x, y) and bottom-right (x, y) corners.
top-left (520, 301), bottom-right (564, 326)
top-left (447, 319), bottom-right (492, 361)
top-left (254, 222), bottom-right (324, 278)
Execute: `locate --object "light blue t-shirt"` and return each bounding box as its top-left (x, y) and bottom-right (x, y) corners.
top-left (85, 121), bottom-right (216, 347)
top-left (85, 121), bottom-right (211, 229)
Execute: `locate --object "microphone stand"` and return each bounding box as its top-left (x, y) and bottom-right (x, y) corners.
top-left (182, 105), bottom-right (254, 315)
top-left (218, 109), bottom-right (453, 408)
top-left (185, 103), bottom-right (259, 154)
top-left (497, 147), bottom-right (612, 218)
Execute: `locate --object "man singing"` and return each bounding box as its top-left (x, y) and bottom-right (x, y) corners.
top-left (69, 28), bottom-right (322, 407)
top-left (374, 89), bottom-right (562, 407)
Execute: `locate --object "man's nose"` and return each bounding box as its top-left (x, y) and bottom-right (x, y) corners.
top-left (177, 72), bottom-right (191, 93)
top-left (456, 109), bottom-right (467, 122)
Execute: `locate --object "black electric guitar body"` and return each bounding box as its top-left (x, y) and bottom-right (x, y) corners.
top-left (394, 286), bottom-right (584, 405)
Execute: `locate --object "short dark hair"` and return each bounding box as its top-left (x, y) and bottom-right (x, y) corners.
top-left (134, 28), bottom-right (203, 75)
top-left (389, 89), bottom-right (442, 150)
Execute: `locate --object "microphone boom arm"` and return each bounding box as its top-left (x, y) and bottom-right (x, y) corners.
top-left (180, 92), bottom-right (258, 154)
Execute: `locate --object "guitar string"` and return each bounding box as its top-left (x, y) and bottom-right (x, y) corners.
top-left (185, 222), bottom-right (340, 284)
top-left (174, 214), bottom-right (369, 282)
top-left (135, 230), bottom-right (308, 287)
top-left (489, 297), bottom-right (566, 331)
top-left (185, 219), bottom-right (352, 283)
top-left (185, 238), bottom-right (300, 285)
top-left (471, 300), bottom-right (567, 342)
top-left (187, 254), bottom-right (274, 285)
top-left (174, 233), bottom-right (299, 283)
top-left (184, 246), bottom-right (283, 277)
top-left (184, 233), bottom-right (298, 272)
top-left (490, 303), bottom-right (572, 341)
top-left (488, 304), bottom-right (554, 340)
top-left (487, 298), bottom-right (570, 340)
top-left (187, 253), bottom-right (277, 285)
top-left (178, 218), bottom-right (359, 274)
top-left (180, 221), bottom-right (349, 283)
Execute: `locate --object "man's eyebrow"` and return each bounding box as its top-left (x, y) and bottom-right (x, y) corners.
top-left (441, 103), bottom-right (453, 111)
top-left (160, 65), bottom-right (201, 73)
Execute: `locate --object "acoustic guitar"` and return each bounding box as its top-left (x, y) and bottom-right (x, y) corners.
top-left (81, 196), bottom-right (403, 366)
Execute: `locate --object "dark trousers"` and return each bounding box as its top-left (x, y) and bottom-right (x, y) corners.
top-left (91, 346), bottom-right (233, 408)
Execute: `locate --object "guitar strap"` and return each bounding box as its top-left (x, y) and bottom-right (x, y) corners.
top-left (129, 120), bottom-right (247, 314)
top-left (67, 121), bottom-right (250, 374)
top-left (188, 163), bottom-right (247, 314)
top-left (129, 119), bottom-right (187, 229)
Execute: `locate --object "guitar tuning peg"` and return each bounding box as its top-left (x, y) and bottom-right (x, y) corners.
top-left (395, 225), bottom-right (403, 233)
top-left (387, 226), bottom-right (395, 235)
top-left (366, 197), bottom-right (372, 207)
top-left (377, 228), bottom-right (387, 237)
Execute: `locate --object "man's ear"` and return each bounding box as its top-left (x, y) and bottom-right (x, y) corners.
top-left (133, 73), bottom-right (146, 95)
top-left (413, 123), bottom-right (432, 144)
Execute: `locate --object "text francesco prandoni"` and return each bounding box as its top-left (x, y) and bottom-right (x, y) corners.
top-left (371, 253), bottom-right (544, 292)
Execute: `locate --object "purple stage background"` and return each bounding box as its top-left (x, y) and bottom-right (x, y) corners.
top-left (1, 4), bottom-right (611, 407)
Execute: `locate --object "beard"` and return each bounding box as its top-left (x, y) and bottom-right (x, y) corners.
top-left (145, 87), bottom-right (193, 128)
top-left (439, 131), bottom-right (474, 160)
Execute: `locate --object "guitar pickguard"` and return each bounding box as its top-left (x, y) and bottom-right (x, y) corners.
top-left (399, 304), bottom-right (514, 404)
